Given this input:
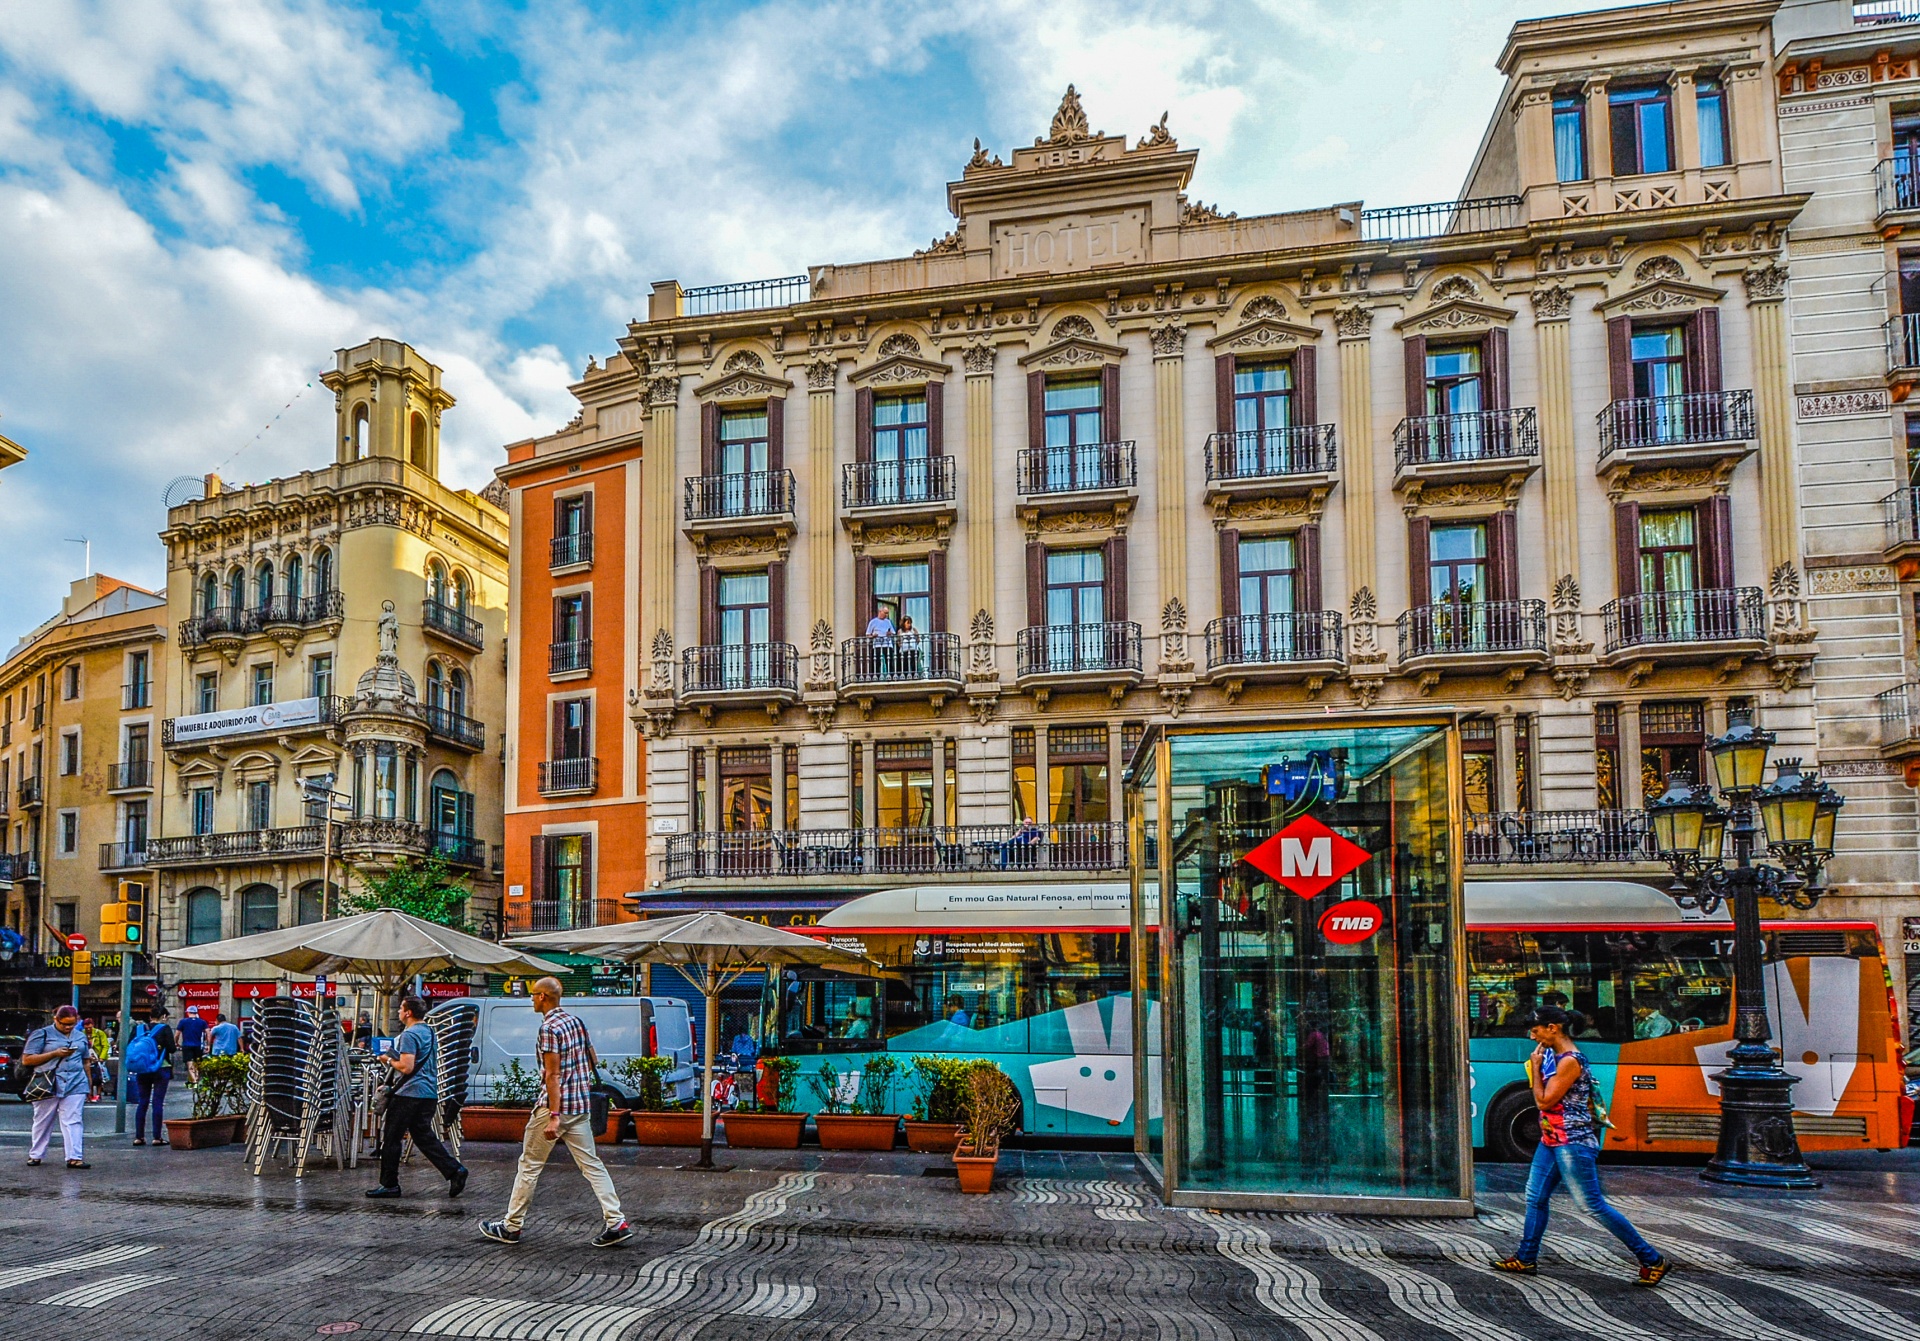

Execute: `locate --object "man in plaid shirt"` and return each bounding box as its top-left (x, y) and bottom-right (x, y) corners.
top-left (480, 977), bottom-right (632, 1247)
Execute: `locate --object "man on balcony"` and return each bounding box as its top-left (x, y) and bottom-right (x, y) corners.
top-left (864, 602), bottom-right (897, 677)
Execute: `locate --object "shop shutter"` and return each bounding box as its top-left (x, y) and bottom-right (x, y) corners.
top-left (766, 396), bottom-right (784, 474)
top-left (1483, 328), bottom-right (1510, 411)
top-left (1614, 502), bottom-right (1641, 598)
top-left (854, 387), bottom-right (874, 465)
top-left (1215, 355), bottom-right (1235, 435)
top-left (929, 549), bottom-right (948, 632)
top-left (1100, 363), bottom-right (1121, 443)
top-left (1606, 318), bottom-right (1634, 402)
top-left (1218, 528), bottom-right (1241, 618)
top-left (1294, 346), bottom-right (1318, 426)
top-left (527, 835), bottom-right (548, 904)
top-left (1407, 515), bottom-right (1432, 612)
top-left (1104, 534), bottom-right (1128, 624)
top-left (700, 402), bottom-right (719, 474)
top-left (1297, 523), bottom-right (1323, 613)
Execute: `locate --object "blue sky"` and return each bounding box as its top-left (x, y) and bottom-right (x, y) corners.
top-left (0, 0), bottom-right (1609, 636)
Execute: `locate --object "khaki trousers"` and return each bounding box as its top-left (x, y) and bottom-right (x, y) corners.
top-left (502, 1107), bottom-right (624, 1231)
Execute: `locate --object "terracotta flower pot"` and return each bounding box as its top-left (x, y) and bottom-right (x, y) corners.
top-left (457, 1106), bottom-right (534, 1143)
top-left (165, 1115), bottom-right (239, 1150)
top-left (952, 1142), bottom-right (999, 1194)
top-left (595, 1107), bottom-right (629, 1145)
top-left (630, 1110), bottom-right (706, 1147)
top-left (814, 1113), bottom-right (901, 1151)
top-left (903, 1120), bottom-right (964, 1154)
top-left (720, 1111), bottom-right (807, 1149)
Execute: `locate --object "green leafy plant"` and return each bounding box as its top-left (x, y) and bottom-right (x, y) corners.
top-left (191, 1054), bottom-right (250, 1119)
top-left (855, 1054), bottom-right (901, 1116)
top-left (344, 851), bottom-right (474, 931)
top-left (615, 1055), bottom-right (682, 1112)
top-left (963, 1064), bottom-right (1021, 1153)
top-left (910, 1055), bottom-right (975, 1123)
top-left (489, 1058), bottom-right (542, 1108)
top-left (760, 1056), bottom-right (800, 1113)
top-left (809, 1060), bottom-right (854, 1115)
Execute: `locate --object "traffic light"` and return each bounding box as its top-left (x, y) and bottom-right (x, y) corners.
top-left (118, 880), bottom-right (146, 946)
top-left (100, 902), bottom-right (126, 945)
top-left (71, 949), bottom-right (91, 985)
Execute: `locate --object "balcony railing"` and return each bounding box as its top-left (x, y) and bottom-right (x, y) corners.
top-left (163, 695), bottom-right (349, 746)
top-left (1885, 487), bottom-right (1920, 550)
top-left (98, 842), bottom-right (148, 871)
top-left (8, 853), bottom-right (40, 880)
top-left (147, 825), bottom-right (326, 866)
top-left (1204, 426), bottom-right (1337, 482)
top-left (842, 456), bottom-right (956, 509)
top-left (423, 704), bottom-right (486, 751)
top-left (1204, 612), bottom-right (1345, 669)
top-left (1889, 314), bottom-right (1920, 372)
top-left (683, 469), bottom-right (795, 521)
top-left (537, 757), bottom-right (598, 796)
top-left (549, 639), bottom-right (593, 676)
top-left (1879, 683), bottom-right (1920, 749)
top-left (663, 821), bottom-right (1129, 881)
top-left (1596, 390), bottom-right (1755, 459)
top-left (1600, 588), bottom-right (1764, 653)
top-left (429, 832), bottom-right (486, 868)
top-left (1464, 811), bottom-right (1657, 865)
top-left (841, 633), bottom-right (963, 686)
top-left (1016, 622), bottom-right (1143, 677)
top-left (682, 274), bottom-right (810, 316)
top-left (179, 591), bottom-right (343, 648)
top-left (109, 760), bottom-right (152, 791)
top-left (30, 704), bottom-right (43, 730)
top-left (423, 598), bottom-right (484, 650)
top-left (1015, 441), bottom-right (1137, 496)
top-left (16, 776), bottom-right (41, 807)
top-left (1858, 2), bottom-right (1920, 27)
top-left (122, 682), bottom-right (151, 710)
top-left (1398, 600), bottom-right (1547, 660)
top-left (505, 897), bottom-right (627, 934)
top-left (550, 531), bottom-right (594, 569)
top-left (1878, 155), bottom-right (1920, 216)
top-left (1359, 196), bottom-right (1522, 242)
top-left (682, 643), bottom-right (800, 695)
top-left (1393, 408), bottom-right (1539, 469)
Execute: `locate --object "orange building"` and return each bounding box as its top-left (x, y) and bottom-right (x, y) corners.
top-left (497, 362), bottom-right (647, 934)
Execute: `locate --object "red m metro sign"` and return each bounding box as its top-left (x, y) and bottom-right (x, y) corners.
top-left (1242, 814), bottom-right (1371, 899)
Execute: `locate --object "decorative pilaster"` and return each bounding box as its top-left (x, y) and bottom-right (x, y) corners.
top-left (804, 618), bottom-right (837, 732)
top-left (1494, 711), bottom-right (1519, 814)
top-left (1617, 702), bottom-right (1644, 812)
top-left (1744, 262), bottom-right (1798, 579)
top-left (1151, 323), bottom-right (1187, 638)
top-left (1531, 285), bottom-right (1579, 583)
top-left (638, 628), bottom-right (676, 737)
top-left (1335, 306), bottom-right (1375, 602)
top-left (964, 343), bottom-right (996, 632)
top-left (641, 376), bottom-right (680, 677)
top-left (1157, 598), bottom-right (1193, 715)
top-left (806, 360), bottom-right (837, 621)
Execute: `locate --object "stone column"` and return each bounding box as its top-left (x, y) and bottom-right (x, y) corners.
top-left (1671, 70), bottom-right (1701, 176)
top-left (1584, 77), bottom-right (1613, 194)
top-left (1335, 307), bottom-right (1376, 603)
top-left (770, 742), bottom-right (787, 832)
top-left (1531, 286), bottom-right (1579, 584)
top-left (1745, 263), bottom-right (1797, 576)
top-left (807, 361), bottom-right (837, 622)
top-left (1152, 325), bottom-right (1187, 626)
top-left (964, 346), bottom-right (997, 634)
top-left (1706, 698), bottom-right (1728, 743)
top-left (1494, 711), bottom-right (1520, 815)
top-left (703, 744), bottom-right (721, 835)
top-left (860, 740), bottom-right (877, 831)
top-left (1033, 724), bottom-right (1052, 826)
top-left (932, 732), bottom-right (949, 829)
top-left (1618, 703), bottom-right (1644, 812)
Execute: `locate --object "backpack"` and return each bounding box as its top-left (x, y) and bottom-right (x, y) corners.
top-left (124, 1024), bottom-right (163, 1076)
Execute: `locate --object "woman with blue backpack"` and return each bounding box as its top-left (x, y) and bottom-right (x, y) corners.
top-left (126, 1009), bottom-right (177, 1148)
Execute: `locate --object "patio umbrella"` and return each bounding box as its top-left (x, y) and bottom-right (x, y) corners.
top-left (508, 911), bottom-right (882, 1169)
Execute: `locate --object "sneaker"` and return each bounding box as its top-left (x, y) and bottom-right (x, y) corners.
top-left (365, 1185), bottom-right (404, 1199)
top-left (591, 1221), bottom-right (634, 1248)
top-left (478, 1220), bottom-right (521, 1246)
top-left (1492, 1257), bottom-right (1537, 1274)
top-left (448, 1166), bottom-right (469, 1199)
top-left (1636, 1257), bottom-right (1671, 1288)
top-left (131, 1138), bottom-right (146, 1147)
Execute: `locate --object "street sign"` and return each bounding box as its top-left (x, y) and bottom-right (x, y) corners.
top-left (1242, 815), bottom-right (1372, 899)
top-left (65, 933), bottom-right (87, 952)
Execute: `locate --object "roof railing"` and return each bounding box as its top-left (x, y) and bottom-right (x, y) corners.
top-left (682, 274), bottom-right (811, 317)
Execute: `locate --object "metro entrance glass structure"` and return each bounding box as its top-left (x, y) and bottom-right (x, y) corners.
top-left (1129, 721), bottom-right (1472, 1214)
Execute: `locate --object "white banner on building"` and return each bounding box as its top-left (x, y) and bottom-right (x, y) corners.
top-left (169, 696), bottom-right (323, 744)
top-left (915, 886), bottom-right (1128, 912)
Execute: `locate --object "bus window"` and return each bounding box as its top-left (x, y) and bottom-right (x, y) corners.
top-left (1621, 932), bottom-right (1733, 1037)
top-left (764, 972), bottom-right (883, 1052)
top-left (1467, 932), bottom-right (1630, 1043)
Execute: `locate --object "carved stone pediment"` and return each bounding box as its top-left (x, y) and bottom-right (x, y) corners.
top-left (849, 353), bottom-right (951, 387)
top-left (1392, 299), bottom-right (1516, 333)
top-left (1594, 279), bottom-right (1724, 316)
top-left (1017, 336), bottom-right (1126, 370)
top-left (692, 370), bottom-right (793, 402)
top-left (1204, 317), bottom-right (1322, 352)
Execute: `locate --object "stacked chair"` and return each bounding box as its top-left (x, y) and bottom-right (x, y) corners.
top-left (247, 997), bottom-right (353, 1177)
top-left (425, 998), bottom-right (480, 1160)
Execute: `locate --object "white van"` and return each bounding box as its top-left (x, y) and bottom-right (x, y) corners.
top-left (465, 996), bottom-right (698, 1107)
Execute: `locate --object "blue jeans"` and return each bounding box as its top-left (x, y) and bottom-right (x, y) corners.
top-left (134, 1070), bottom-right (170, 1142)
top-left (1514, 1141), bottom-right (1660, 1266)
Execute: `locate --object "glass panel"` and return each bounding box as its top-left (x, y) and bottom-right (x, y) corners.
top-left (1553, 97), bottom-right (1586, 182)
top-left (1696, 81), bottom-right (1727, 168)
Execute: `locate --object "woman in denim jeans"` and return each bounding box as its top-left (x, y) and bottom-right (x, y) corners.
top-left (1496, 1005), bottom-right (1670, 1287)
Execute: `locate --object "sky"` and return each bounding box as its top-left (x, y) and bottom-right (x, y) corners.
top-left (0, 0), bottom-right (1613, 637)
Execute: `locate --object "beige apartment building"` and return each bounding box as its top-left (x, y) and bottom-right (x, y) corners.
top-left (148, 338), bottom-right (510, 1016)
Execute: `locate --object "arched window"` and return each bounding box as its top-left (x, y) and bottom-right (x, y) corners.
top-left (452, 571), bottom-right (471, 615)
top-left (409, 412), bottom-right (429, 469)
top-left (295, 880), bottom-right (330, 925)
top-left (198, 572), bottom-right (218, 618)
top-left (426, 660), bottom-right (445, 709)
top-left (254, 560), bottom-right (275, 611)
top-left (313, 546), bottom-right (334, 596)
top-left (284, 553), bottom-right (304, 606)
top-left (352, 404), bottom-right (370, 459)
top-left (184, 888), bottom-right (223, 945)
top-left (239, 883), bottom-right (279, 936)
top-left (426, 561), bottom-right (449, 608)
top-left (449, 667), bottom-right (469, 717)
top-left (429, 767), bottom-right (473, 864)
top-left (226, 568), bottom-right (246, 615)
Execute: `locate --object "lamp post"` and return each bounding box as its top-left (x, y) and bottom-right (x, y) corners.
top-left (1646, 708), bottom-right (1844, 1189)
top-left (300, 774), bottom-right (353, 920)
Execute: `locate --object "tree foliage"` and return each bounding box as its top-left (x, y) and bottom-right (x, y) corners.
top-left (344, 851), bottom-right (474, 931)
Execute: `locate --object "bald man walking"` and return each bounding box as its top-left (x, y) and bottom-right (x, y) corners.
top-left (479, 977), bottom-right (632, 1247)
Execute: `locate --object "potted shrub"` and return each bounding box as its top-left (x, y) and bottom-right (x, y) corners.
top-left (904, 1055), bottom-right (967, 1154)
top-left (458, 1059), bottom-right (540, 1142)
top-left (721, 1056), bottom-right (806, 1150)
top-left (953, 1064), bottom-right (1020, 1194)
top-left (620, 1055), bottom-right (704, 1146)
top-left (166, 1054), bottom-right (248, 1149)
top-left (812, 1055), bottom-right (902, 1151)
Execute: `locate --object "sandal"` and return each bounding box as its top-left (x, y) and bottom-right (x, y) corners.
top-left (132, 1138), bottom-right (146, 1146)
top-left (66, 1160), bottom-right (90, 1169)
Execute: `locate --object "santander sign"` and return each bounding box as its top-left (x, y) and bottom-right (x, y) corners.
top-left (1241, 814), bottom-right (1372, 899)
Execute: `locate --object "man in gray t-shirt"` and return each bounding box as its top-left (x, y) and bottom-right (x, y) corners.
top-left (368, 996), bottom-right (465, 1199)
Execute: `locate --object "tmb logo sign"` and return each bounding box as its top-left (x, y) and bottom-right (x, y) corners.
top-left (1318, 899), bottom-right (1385, 945)
top-left (1241, 815), bottom-right (1371, 899)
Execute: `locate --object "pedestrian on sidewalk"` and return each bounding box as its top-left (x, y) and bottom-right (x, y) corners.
top-left (207, 1013), bottom-right (241, 1057)
top-left (22, 1005), bottom-right (99, 1168)
top-left (1496, 1005), bottom-right (1670, 1286)
top-left (128, 1010), bottom-right (176, 1148)
top-left (479, 977), bottom-right (632, 1248)
top-left (367, 996), bottom-right (467, 1200)
top-left (179, 1007), bottom-right (207, 1082)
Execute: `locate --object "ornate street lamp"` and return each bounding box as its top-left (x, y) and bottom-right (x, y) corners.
top-left (1647, 709), bottom-right (1844, 1189)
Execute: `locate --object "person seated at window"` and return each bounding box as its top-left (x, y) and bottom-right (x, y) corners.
top-left (944, 994), bottom-right (971, 1029)
top-left (840, 996), bottom-right (874, 1040)
top-left (1633, 992), bottom-right (1678, 1039)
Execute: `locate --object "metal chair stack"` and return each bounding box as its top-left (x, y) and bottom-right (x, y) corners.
top-left (425, 998), bottom-right (479, 1158)
top-left (248, 997), bottom-right (351, 1177)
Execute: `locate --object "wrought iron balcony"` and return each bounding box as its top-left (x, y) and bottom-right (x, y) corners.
top-left (1393, 408), bottom-right (1539, 470)
top-left (1596, 390), bottom-right (1755, 461)
top-left (1015, 622), bottom-right (1143, 678)
top-left (1890, 313), bottom-right (1920, 376)
top-left (16, 776), bottom-right (41, 808)
top-left (179, 592), bottom-right (342, 648)
top-left (1359, 195), bottom-right (1522, 242)
top-left (842, 456), bottom-right (956, 509)
top-left (1464, 811), bottom-right (1657, 865)
top-left (122, 682), bottom-right (151, 710)
top-left (1600, 588), bottom-right (1765, 654)
top-left (429, 832), bottom-right (486, 868)
top-left (1204, 612), bottom-right (1345, 670)
top-left (681, 642), bottom-right (800, 696)
top-left (338, 819), bottom-right (430, 858)
top-left (1877, 153), bottom-right (1920, 217)
top-left (537, 757), bottom-right (598, 797)
top-left (423, 704), bottom-right (486, 751)
top-left (1204, 426), bottom-right (1337, 483)
top-left (98, 842), bottom-right (148, 871)
top-left (1015, 441), bottom-right (1136, 496)
top-left (423, 598), bottom-right (484, 650)
top-left (682, 273), bottom-right (810, 316)
top-left (1397, 600), bottom-right (1547, 661)
top-left (8, 852), bottom-right (39, 880)
top-left (840, 633), bottom-right (963, 688)
top-left (163, 695), bottom-right (349, 747)
top-left (505, 897), bottom-right (626, 934)
top-left (549, 639), bottom-right (592, 676)
top-left (1878, 683), bottom-right (1920, 756)
top-left (109, 760), bottom-right (152, 791)
top-left (1886, 486), bottom-right (1920, 556)
top-left (683, 469), bottom-right (795, 522)
top-left (663, 821), bottom-right (1129, 882)
top-left (550, 531), bottom-right (593, 569)
top-left (147, 825), bottom-right (326, 866)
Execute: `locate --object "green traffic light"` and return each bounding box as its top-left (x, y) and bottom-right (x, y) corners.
top-left (123, 922), bottom-right (142, 945)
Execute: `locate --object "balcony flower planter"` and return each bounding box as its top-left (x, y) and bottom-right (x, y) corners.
top-left (814, 1113), bottom-right (901, 1151)
top-left (952, 1140), bottom-right (999, 1194)
top-left (595, 1106), bottom-right (628, 1145)
top-left (457, 1106), bottom-right (534, 1143)
top-left (720, 1111), bottom-right (808, 1149)
top-left (165, 1115), bottom-right (240, 1150)
top-left (903, 1120), bottom-right (964, 1154)
top-left (630, 1110), bottom-right (706, 1147)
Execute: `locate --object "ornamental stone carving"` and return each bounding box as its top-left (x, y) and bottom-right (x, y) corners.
top-left (1180, 199), bottom-right (1234, 224)
top-left (1241, 296), bottom-right (1288, 322)
top-left (1037, 509), bottom-right (1115, 534)
top-left (1744, 263), bottom-right (1788, 302)
top-left (805, 360), bottom-right (835, 390)
top-left (646, 376), bottom-right (679, 405)
top-left (1429, 275), bottom-right (1479, 303)
top-left (722, 350), bottom-right (765, 373)
top-left (1618, 288), bottom-right (1702, 312)
top-left (1531, 284), bottom-right (1573, 320)
top-left (1768, 562), bottom-right (1816, 645)
top-left (963, 344), bottom-right (995, 374)
top-left (1808, 564), bottom-right (1896, 594)
top-left (1138, 111), bottom-right (1176, 150)
top-left (1797, 389), bottom-right (1888, 419)
top-left (1634, 255), bottom-right (1688, 284)
top-left (877, 333), bottom-right (922, 358)
top-left (1334, 305), bottom-right (1371, 340)
top-left (1037, 85), bottom-right (1097, 146)
top-left (913, 231), bottom-right (963, 258)
top-left (1051, 315), bottom-right (1097, 341)
top-left (966, 137), bottom-right (1001, 170)
top-left (1223, 325), bottom-right (1301, 351)
top-left (1150, 324), bottom-right (1185, 356)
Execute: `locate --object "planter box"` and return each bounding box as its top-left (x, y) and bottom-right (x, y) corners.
top-left (166, 1115), bottom-right (240, 1150)
top-left (953, 1142), bottom-right (999, 1194)
top-left (458, 1106), bottom-right (534, 1143)
top-left (721, 1111), bottom-right (807, 1149)
top-left (630, 1110), bottom-right (706, 1147)
top-left (596, 1107), bottom-right (629, 1145)
top-left (815, 1113), bottom-right (901, 1151)
top-left (904, 1120), bottom-right (964, 1154)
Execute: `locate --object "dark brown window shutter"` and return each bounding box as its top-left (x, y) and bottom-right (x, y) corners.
top-left (1407, 515), bottom-right (1432, 612)
top-left (582, 489), bottom-right (594, 536)
top-left (577, 833), bottom-right (594, 898)
top-left (580, 590), bottom-right (592, 643)
top-left (550, 699), bottom-right (565, 755)
top-left (1403, 335), bottom-right (1428, 418)
top-left (1607, 318), bottom-right (1633, 402)
top-left (1489, 511), bottom-right (1518, 602)
top-left (1105, 534), bottom-right (1128, 624)
top-left (699, 565), bottom-right (720, 644)
top-left (1701, 496), bottom-right (1734, 588)
top-left (854, 387), bottom-right (874, 464)
top-left (1100, 363), bottom-right (1120, 443)
top-left (1298, 524), bottom-right (1323, 613)
top-left (765, 396), bottom-right (784, 473)
top-left (700, 401), bottom-right (719, 474)
top-left (929, 549), bottom-right (948, 632)
top-left (1689, 308), bottom-right (1723, 394)
top-left (1294, 346), bottom-right (1318, 426)
top-left (925, 380), bottom-right (944, 459)
top-left (1215, 355), bottom-right (1235, 435)
top-left (552, 492), bottom-right (565, 539)
top-left (1218, 528), bottom-right (1241, 618)
top-left (1026, 542), bottom-right (1045, 628)
top-left (528, 835), bottom-right (548, 903)
top-left (1483, 328), bottom-right (1510, 411)
top-left (1614, 502), bottom-right (1641, 598)
top-left (1027, 372), bottom-right (1046, 449)
top-left (854, 555), bottom-right (874, 625)
top-left (767, 561), bottom-right (787, 645)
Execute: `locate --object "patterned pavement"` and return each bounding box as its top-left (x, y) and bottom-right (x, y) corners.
top-left (1, 1125), bottom-right (1917, 1341)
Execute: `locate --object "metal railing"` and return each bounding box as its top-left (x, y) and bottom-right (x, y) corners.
top-left (1857, 1), bottom-right (1920, 26)
top-left (16, 776), bottom-right (41, 807)
top-left (1889, 313), bottom-right (1920, 371)
top-left (1015, 441), bottom-right (1137, 495)
top-left (506, 897), bottom-right (626, 934)
top-left (109, 760), bottom-right (152, 790)
top-left (1879, 683), bottom-right (1920, 747)
top-left (163, 695), bottom-right (349, 746)
top-left (682, 274), bottom-right (810, 316)
top-left (537, 757), bottom-right (598, 796)
top-left (148, 825), bottom-right (326, 865)
top-left (1360, 196), bottom-right (1523, 242)
top-left (8, 853), bottom-right (39, 880)
top-left (1600, 587), bottom-right (1765, 652)
top-left (663, 821), bottom-right (1130, 881)
top-left (842, 456), bottom-right (956, 508)
top-left (1393, 407), bottom-right (1539, 468)
top-left (179, 591), bottom-right (343, 647)
top-left (683, 469), bottom-right (795, 521)
top-left (1877, 155), bottom-right (1920, 215)
top-left (1398, 600), bottom-right (1547, 660)
top-left (122, 682), bottom-right (151, 710)
top-left (422, 598), bottom-right (484, 649)
top-left (1464, 811), bottom-right (1657, 865)
top-left (1596, 390), bottom-right (1755, 458)
top-left (1204, 612), bottom-right (1345, 669)
top-left (1204, 426), bottom-right (1337, 482)
top-left (549, 639), bottom-right (593, 676)
top-left (98, 842), bottom-right (148, 871)
top-left (30, 704), bottom-right (42, 730)
top-left (550, 531), bottom-right (594, 568)
top-left (1885, 486), bottom-right (1920, 549)
top-left (423, 704), bottom-right (486, 750)
top-left (429, 832), bottom-right (486, 867)
top-left (682, 643), bottom-right (800, 694)
top-left (841, 633), bottom-right (963, 686)
top-left (1016, 622), bottom-right (1143, 677)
